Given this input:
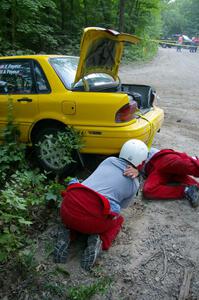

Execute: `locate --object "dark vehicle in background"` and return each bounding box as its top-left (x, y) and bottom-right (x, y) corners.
top-left (159, 36), bottom-right (174, 48)
top-left (159, 34), bottom-right (180, 48)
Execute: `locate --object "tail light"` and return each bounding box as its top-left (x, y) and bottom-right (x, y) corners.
top-left (115, 98), bottom-right (138, 123)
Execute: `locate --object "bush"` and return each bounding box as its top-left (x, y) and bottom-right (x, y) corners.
top-left (0, 115), bottom-right (81, 262)
top-left (0, 169), bottom-right (46, 262)
top-left (123, 39), bottom-right (158, 63)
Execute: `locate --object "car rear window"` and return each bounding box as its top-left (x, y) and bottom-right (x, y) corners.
top-left (49, 56), bottom-right (118, 91)
top-left (49, 57), bottom-right (79, 90)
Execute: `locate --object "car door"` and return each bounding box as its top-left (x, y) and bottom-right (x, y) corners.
top-left (0, 59), bottom-right (38, 141)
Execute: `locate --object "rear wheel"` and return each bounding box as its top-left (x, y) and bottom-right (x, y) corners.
top-left (33, 126), bottom-right (79, 175)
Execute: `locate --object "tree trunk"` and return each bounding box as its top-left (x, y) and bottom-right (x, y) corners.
top-left (83, 0), bottom-right (88, 26)
top-left (11, 0), bottom-right (17, 47)
top-left (129, 0), bottom-right (139, 33)
top-left (60, 0), bottom-right (65, 31)
top-left (99, 0), bottom-right (109, 24)
top-left (118, 0), bottom-right (125, 32)
top-left (70, 0), bottom-right (74, 32)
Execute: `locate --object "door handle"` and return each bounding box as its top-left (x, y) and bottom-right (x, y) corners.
top-left (17, 97), bottom-right (32, 102)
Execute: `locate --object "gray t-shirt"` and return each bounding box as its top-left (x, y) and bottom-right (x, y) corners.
top-left (82, 157), bottom-right (139, 213)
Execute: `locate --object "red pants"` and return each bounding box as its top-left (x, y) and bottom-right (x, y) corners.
top-left (143, 150), bottom-right (199, 200)
top-left (60, 183), bottom-right (124, 250)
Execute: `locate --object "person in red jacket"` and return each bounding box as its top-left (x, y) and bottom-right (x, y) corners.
top-left (54, 139), bottom-right (148, 271)
top-left (177, 35), bottom-right (183, 52)
top-left (124, 147), bottom-right (199, 207)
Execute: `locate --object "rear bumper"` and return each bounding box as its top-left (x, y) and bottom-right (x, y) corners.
top-left (75, 107), bottom-right (164, 154)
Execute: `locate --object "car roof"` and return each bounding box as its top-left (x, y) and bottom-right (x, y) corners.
top-left (0, 55), bottom-right (78, 60)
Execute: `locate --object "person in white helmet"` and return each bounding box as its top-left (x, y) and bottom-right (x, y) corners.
top-left (54, 139), bottom-right (148, 271)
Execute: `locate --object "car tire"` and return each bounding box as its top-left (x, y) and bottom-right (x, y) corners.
top-left (33, 126), bottom-right (79, 175)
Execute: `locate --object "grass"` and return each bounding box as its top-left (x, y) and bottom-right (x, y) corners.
top-left (67, 276), bottom-right (112, 300)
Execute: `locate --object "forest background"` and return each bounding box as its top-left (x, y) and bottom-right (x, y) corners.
top-left (0, 0), bottom-right (199, 59)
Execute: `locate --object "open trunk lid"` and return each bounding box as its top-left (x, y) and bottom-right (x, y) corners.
top-left (74, 27), bottom-right (140, 84)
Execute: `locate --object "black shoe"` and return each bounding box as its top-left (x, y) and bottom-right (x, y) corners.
top-left (54, 226), bottom-right (71, 263)
top-left (80, 234), bottom-right (102, 271)
top-left (185, 185), bottom-right (199, 208)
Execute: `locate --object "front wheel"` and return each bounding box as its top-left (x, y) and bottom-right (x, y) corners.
top-left (33, 127), bottom-right (79, 175)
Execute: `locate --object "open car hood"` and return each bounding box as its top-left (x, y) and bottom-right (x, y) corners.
top-left (74, 27), bottom-right (140, 84)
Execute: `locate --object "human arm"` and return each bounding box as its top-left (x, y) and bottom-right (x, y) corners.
top-left (123, 165), bottom-right (139, 178)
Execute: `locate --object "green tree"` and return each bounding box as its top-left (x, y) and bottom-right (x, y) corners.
top-left (0, 0), bottom-right (58, 54)
top-left (161, 0), bottom-right (199, 37)
top-left (0, 0), bottom-right (164, 58)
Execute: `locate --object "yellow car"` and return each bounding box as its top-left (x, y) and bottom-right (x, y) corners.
top-left (0, 27), bottom-right (164, 173)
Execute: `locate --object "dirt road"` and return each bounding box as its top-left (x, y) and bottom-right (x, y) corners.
top-left (103, 47), bottom-right (199, 299)
top-left (121, 47), bottom-right (199, 153)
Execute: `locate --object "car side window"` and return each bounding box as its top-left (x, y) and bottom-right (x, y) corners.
top-left (33, 62), bottom-right (50, 93)
top-left (0, 61), bottom-right (34, 94)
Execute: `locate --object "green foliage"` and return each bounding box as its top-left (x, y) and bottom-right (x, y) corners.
top-left (0, 106), bottom-right (84, 262)
top-left (3, 99), bottom-right (20, 143)
top-left (45, 181), bottom-right (65, 206)
top-left (178, 0), bottom-right (199, 36)
top-left (0, 162), bottom-right (66, 262)
top-left (0, 140), bottom-right (26, 182)
top-left (123, 39), bottom-right (158, 63)
top-left (161, 0), bottom-right (199, 37)
top-left (0, 0), bottom-right (58, 54)
top-left (55, 265), bottom-right (70, 277)
top-left (45, 281), bottom-right (67, 297)
top-left (40, 127), bottom-right (83, 166)
top-left (16, 247), bottom-right (37, 278)
top-left (67, 277), bottom-right (112, 300)
top-left (0, 100), bottom-right (26, 184)
top-left (0, 169), bottom-right (46, 262)
top-left (0, 0), bottom-right (163, 60)
top-left (0, 165), bottom-right (66, 262)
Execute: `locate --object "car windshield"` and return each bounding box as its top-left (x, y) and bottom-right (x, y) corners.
top-left (49, 56), bottom-right (117, 91)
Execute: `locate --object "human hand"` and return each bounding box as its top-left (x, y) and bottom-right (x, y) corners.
top-left (123, 165), bottom-right (139, 178)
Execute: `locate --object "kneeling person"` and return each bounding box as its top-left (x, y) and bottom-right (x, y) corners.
top-left (54, 139), bottom-right (148, 270)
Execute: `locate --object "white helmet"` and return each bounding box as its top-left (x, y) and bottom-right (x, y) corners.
top-left (119, 139), bottom-right (148, 167)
